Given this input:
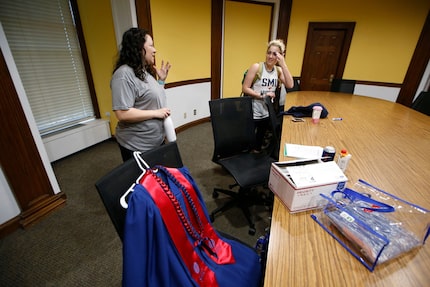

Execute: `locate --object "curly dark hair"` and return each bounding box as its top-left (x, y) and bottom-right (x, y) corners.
top-left (113, 28), bottom-right (155, 80)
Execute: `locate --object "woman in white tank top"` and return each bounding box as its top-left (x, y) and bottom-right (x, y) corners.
top-left (242, 39), bottom-right (294, 152)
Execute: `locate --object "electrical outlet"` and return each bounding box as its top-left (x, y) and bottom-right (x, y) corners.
top-left (193, 109), bottom-right (197, 115)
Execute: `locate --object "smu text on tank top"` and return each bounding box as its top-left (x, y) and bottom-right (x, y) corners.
top-left (252, 63), bottom-right (278, 119)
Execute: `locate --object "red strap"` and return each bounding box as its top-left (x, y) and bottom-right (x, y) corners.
top-left (166, 168), bottom-right (235, 264)
top-left (140, 170), bottom-right (218, 286)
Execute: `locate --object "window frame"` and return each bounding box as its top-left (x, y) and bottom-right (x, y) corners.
top-left (0, 0), bottom-right (99, 136)
top-left (69, 0), bottom-right (100, 120)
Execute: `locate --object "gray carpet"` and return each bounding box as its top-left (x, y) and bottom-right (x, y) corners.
top-left (0, 121), bottom-right (272, 286)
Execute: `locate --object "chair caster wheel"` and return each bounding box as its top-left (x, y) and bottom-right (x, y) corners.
top-left (212, 191), bottom-right (219, 199)
top-left (248, 227), bottom-right (256, 236)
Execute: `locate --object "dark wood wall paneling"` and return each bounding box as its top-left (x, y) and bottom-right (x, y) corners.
top-left (0, 50), bottom-right (66, 238)
top-left (0, 0), bottom-right (102, 237)
top-left (71, 0), bottom-right (100, 118)
top-left (276, 0), bottom-right (292, 43)
top-left (135, 0), bottom-right (153, 35)
top-left (211, 0), bottom-right (223, 99)
top-left (397, 10), bottom-right (430, 106)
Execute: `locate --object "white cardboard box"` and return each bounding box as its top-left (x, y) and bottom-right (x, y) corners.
top-left (268, 159), bottom-right (348, 213)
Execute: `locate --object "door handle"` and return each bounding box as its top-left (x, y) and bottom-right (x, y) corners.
top-left (329, 74), bottom-right (334, 83)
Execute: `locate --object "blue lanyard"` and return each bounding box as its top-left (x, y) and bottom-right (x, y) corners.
top-left (331, 188), bottom-right (395, 213)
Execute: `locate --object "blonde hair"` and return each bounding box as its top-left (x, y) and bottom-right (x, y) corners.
top-left (267, 39), bottom-right (285, 54)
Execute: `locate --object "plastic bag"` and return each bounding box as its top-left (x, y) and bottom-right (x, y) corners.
top-left (311, 179), bottom-right (430, 271)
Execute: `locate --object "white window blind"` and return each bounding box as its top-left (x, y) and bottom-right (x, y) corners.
top-left (0, 0), bottom-right (94, 135)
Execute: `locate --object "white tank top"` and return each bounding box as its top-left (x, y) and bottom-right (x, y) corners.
top-left (252, 63), bottom-right (279, 119)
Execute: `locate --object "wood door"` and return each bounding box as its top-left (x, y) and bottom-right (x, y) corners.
top-left (300, 22), bottom-right (355, 91)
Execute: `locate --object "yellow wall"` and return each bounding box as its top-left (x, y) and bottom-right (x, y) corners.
top-left (77, 0), bottom-right (429, 135)
top-left (150, 0), bottom-right (211, 82)
top-left (79, 0), bottom-right (211, 134)
top-left (286, 0), bottom-right (429, 83)
top-left (223, 1), bottom-right (272, 98)
top-left (76, 0), bottom-right (118, 134)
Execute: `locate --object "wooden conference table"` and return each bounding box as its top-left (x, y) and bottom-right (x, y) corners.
top-left (264, 91), bottom-right (430, 287)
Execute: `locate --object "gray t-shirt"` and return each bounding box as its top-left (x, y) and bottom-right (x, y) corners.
top-left (111, 65), bottom-right (167, 152)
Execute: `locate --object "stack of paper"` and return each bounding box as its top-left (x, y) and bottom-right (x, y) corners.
top-left (284, 143), bottom-right (323, 159)
top-left (286, 161), bottom-right (347, 188)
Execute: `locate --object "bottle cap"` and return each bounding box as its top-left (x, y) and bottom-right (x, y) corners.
top-left (340, 149), bottom-right (348, 155)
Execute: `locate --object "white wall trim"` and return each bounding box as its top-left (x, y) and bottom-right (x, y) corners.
top-left (0, 166), bottom-right (20, 225)
top-left (43, 119), bottom-right (111, 162)
top-left (415, 59), bottom-right (430, 101)
top-left (166, 82), bottom-right (211, 128)
top-left (354, 84), bottom-right (400, 102)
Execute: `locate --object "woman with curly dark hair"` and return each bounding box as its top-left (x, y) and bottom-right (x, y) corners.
top-left (111, 28), bottom-right (172, 161)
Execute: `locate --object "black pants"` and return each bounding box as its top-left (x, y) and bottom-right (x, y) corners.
top-left (118, 144), bottom-right (134, 162)
top-left (118, 142), bottom-right (166, 162)
top-left (253, 118), bottom-right (270, 151)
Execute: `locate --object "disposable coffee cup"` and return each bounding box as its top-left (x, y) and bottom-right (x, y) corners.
top-left (312, 106), bottom-right (323, 123)
top-left (163, 116), bottom-right (176, 142)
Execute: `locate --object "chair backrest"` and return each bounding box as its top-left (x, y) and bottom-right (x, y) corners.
top-left (286, 78), bottom-right (301, 93)
top-left (95, 141), bottom-right (183, 241)
top-left (330, 79), bottom-right (356, 94)
top-left (412, 91), bottom-right (430, 116)
top-left (209, 97), bottom-right (256, 163)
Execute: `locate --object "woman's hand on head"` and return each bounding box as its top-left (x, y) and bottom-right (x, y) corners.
top-left (275, 52), bottom-right (286, 67)
top-left (154, 60), bottom-right (171, 81)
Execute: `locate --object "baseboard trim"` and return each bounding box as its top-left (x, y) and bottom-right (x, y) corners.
top-left (20, 192), bottom-right (67, 229)
top-left (0, 216), bottom-right (21, 239)
top-left (0, 193), bottom-right (67, 237)
top-left (176, 117), bottom-right (210, 134)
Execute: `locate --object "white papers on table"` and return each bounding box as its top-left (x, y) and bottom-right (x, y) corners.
top-left (286, 161), bottom-right (347, 188)
top-left (284, 143), bottom-right (323, 159)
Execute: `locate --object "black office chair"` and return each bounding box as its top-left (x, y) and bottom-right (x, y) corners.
top-left (209, 97), bottom-right (276, 235)
top-left (330, 78), bottom-right (356, 94)
top-left (412, 91), bottom-right (430, 116)
top-left (95, 142), bottom-right (183, 241)
top-left (286, 77), bottom-right (301, 93)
